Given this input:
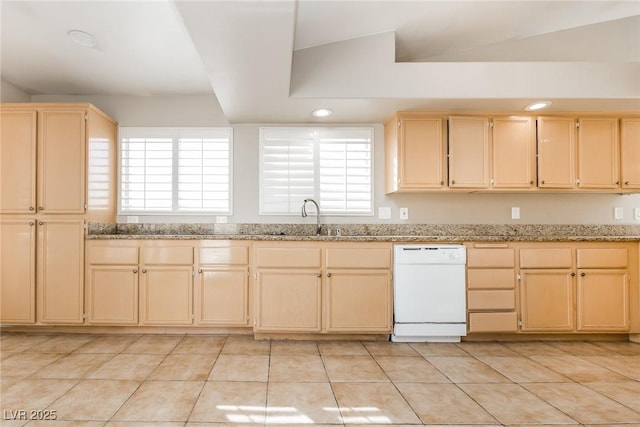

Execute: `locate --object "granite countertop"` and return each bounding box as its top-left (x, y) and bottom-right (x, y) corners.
top-left (87, 223), bottom-right (640, 242)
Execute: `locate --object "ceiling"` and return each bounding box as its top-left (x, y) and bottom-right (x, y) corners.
top-left (1, 0), bottom-right (639, 123)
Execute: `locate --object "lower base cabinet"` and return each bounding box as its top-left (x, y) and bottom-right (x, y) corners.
top-left (87, 266), bottom-right (138, 325)
top-left (198, 267), bottom-right (249, 326)
top-left (520, 269), bottom-right (575, 332)
top-left (577, 269), bottom-right (629, 331)
top-left (0, 219), bottom-right (36, 323)
top-left (141, 266), bottom-right (193, 325)
top-left (253, 242), bottom-right (392, 334)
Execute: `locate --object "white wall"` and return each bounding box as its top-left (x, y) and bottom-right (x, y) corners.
top-left (29, 94), bottom-right (640, 225)
top-left (1, 78), bottom-right (30, 102)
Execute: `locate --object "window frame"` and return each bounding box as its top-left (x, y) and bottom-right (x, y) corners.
top-left (118, 126), bottom-right (233, 216)
top-left (258, 126), bottom-right (374, 216)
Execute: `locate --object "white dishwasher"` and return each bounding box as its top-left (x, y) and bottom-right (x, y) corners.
top-left (392, 244), bottom-right (467, 342)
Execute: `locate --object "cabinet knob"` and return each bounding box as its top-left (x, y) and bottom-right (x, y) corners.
top-left (571, 272), bottom-right (576, 277)
top-left (317, 272), bottom-right (321, 278)
top-left (616, 181), bottom-right (620, 185)
top-left (29, 206), bottom-right (34, 211)
top-left (451, 180), bottom-right (455, 185)
top-left (142, 269), bottom-right (147, 273)
top-left (38, 206), bottom-right (44, 211)
top-left (625, 181), bottom-right (629, 186)
top-left (541, 180), bottom-right (545, 185)
top-left (440, 181), bottom-right (444, 186)
top-left (38, 221), bottom-right (43, 225)
top-left (198, 269), bottom-right (203, 273)
top-left (327, 272), bottom-right (332, 277)
top-left (581, 272), bottom-right (586, 277)
top-left (530, 180), bottom-right (534, 185)
top-left (133, 269), bottom-right (138, 273)
top-left (29, 221), bottom-right (34, 226)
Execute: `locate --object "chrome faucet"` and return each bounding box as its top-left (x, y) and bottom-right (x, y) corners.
top-left (301, 198), bottom-right (321, 236)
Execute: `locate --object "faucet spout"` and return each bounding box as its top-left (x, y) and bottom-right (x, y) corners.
top-left (301, 198), bottom-right (321, 236)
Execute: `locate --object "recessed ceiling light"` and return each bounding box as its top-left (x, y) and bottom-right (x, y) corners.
top-left (68, 30), bottom-right (97, 47)
top-left (524, 101), bottom-right (552, 111)
top-left (312, 108), bottom-right (332, 118)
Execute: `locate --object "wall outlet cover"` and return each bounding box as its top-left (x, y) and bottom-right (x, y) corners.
top-left (378, 207), bottom-right (391, 219)
top-left (635, 208), bottom-right (640, 221)
top-left (399, 207), bottom-right (409, 220)
top-left (216, 216), bottom-right (229, 223)
top-left (511, 207), bottom-right (520, 220)
top-left (614, 207), bottom-right (624, 220)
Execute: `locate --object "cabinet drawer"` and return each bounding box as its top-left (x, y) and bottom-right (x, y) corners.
top-left (326, 248), bottom-right (391, 269)
top-left (199, 246), bottom-right (249, 265)
top-left (576, 248), bottom-right (628, 269)
top-left (469, 312), bottom-right (518, 333)
top-left (255, 247), bottom-right (321, 268)
top-left (467, 248), bottom-right (514, 268)
top-left (520, 248), bottom-right (572, 268)
top-left (468, 290), bottom-right (515, 310)
top-left (88, 245), bottom-right (138, 265)
top-left (467, 269), bottom-right (515, 289)
top-left (141, 246), bottom-right (194, 265)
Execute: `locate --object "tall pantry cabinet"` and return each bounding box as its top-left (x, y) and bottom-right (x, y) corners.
top-left (0, 103), bottom-right (117, 324)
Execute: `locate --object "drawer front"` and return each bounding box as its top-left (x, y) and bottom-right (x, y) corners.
top-left (141, 246), bottom-right (194, 265)
top-left (467, 248), bottom-right (515, 268)
top-left (88, 245), bottom-right (139, 265)
top-left (467, 269), bottom-right (515, 289)
top-left (576, 248), bottom-right (628, 269)
top-left (469, 312), bottom-right (518, 333)
top-left (520, 248), bottom-right (572, 268)
top-left (468, 290), bottom-right (515, 310)
top-left (326, 248), bottom-right (391, 269)
top-left (255, 247), bottom-right (322, 269)
top-left (199, 246), bottom-right (249, 265)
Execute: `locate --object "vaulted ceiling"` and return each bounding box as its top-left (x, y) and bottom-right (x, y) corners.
top-left (2, 0), bottom-right (639, 123)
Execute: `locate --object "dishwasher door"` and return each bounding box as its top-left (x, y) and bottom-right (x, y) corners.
top-left (394, 263), bottom-right (466, 323)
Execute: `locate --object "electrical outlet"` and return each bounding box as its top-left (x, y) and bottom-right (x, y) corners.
top-left (614, 207), bottom-right (624, 220)
top-left (216, 216), bottom-right (228, 224)
top-left (635, 208), bottom-right (640, 221)
top-left (399, 207), bottom-right (409, 220)
top-left (378, 207), bottom-right (391, 219)
top-left (511, 207), bottom-right (520, 220)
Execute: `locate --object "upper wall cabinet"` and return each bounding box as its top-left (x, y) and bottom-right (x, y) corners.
top-left (621, 118), bottom-right (640, 189)
top-left (0, 103), bottom-right (117, 221)
top-left (384, 113), bottom-right (447, 193)
top-left (537, 116), bottom-right (620, 190)
top-left (448, 116), bottom-right (536, 190)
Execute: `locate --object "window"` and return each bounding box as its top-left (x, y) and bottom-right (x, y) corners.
top-left (259, 127), bottom-right (373, 215)
top-left (119, 127), bottom-right (232, 214)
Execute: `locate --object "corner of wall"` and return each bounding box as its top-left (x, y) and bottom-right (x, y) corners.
top-left (0, 78), bottom-right (31, 102)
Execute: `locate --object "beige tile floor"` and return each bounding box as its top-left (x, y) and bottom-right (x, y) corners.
top-left (1, 333), bottom-right (640, 426)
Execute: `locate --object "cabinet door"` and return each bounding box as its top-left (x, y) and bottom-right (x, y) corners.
top-left (197, 267), bottom-right (249, 326)
top-left (87, 266), bottom-right (139, 325)
top-left (577, 118), bottom-right (620, 189)
top-left (0, 109), bottom-right (37, 213)
top-left (448, 116), bottom-right (490, 188)
top-left (492, 117), bottom-right (536, 188)
top-left (520, 269), bottom-right (574, 331)
top-left (399, 117), bottom-right (445, 189)
top-left (254, 270), bottom-right (321, 332)
top-left (38, 219), bottom-right (85, 324)
top-left (537, 117), bottom-right (576, 188)
top-left (325, 270), bottom-right (392, 332)
top-left (38, 109), bottom-right (86, 213)
top-left (140, 266), bottom-right (193, 325)
top-left (577, 269), bottom-right (629, 331)
top-left (621, 118), bottom-right (640, 189)
top-left (0, 219), bottom-right (36, 323)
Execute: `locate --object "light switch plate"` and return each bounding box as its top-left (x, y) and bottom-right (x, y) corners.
top-left (511, 207), bottom-right (520, 220)
top-left (614, 207), bottom-right (624, 220)
top-left (635, 208), bottom-right (640, 221)
top-left (378, 207), bottom-right (391, 219)
top-left (399, 207), bottom-right (409, 220)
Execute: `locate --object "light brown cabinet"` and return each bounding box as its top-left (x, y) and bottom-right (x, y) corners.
top-left (466, 243), bottom-right (518, 333)
top-left (196, 242), bottom-right (251, 326)
top-left (253, 242), bottom-right (392, 334)
top-left (520, 269), bottom-right (575, 332)
top-left (37, 219), bottom-right (85, 324)
top-left (448, 116), bottom-right (535, 189)
top-left (538, 116), bottom-right (620, 189)
top-left (384, 113), bottom-right (446, 193)
top-left (1, 104), bottom-right (116, 217)
top-left (621, 118), bottom-right (640, 189)
top-left (140, 245), bottom-right (194, 325)
top-left (86, 242), bottom-right (139, 325)
top-left (0, 219), bottom-right (36, 323)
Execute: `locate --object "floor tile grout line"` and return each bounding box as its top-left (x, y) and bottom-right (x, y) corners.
top-left (319, 343), bottom-right (346, 426)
